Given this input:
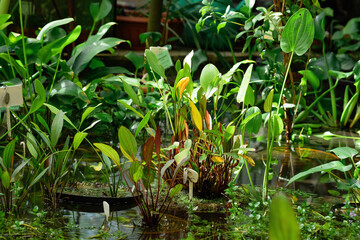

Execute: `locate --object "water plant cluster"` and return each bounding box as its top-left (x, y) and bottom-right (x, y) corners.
top-left (1, 0), bottom-right (360, 239)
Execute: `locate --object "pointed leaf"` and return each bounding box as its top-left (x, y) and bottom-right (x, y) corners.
top-left (155, 126), bottom-right (161, 156)
top-left (3, 140), bottom-right (15, 168)
top-left (170, 184), bottom-right (183, 198)
top-left (142, 137), bottom-right (154, 166)
top-left (37, 18), bottom-right (74, 42)
top-left (73, 132), bottom-right (88, 150)
top-left (90, 162), bottom-right (103, 171)
top-left (190, 101), bottom-right (202, 132)
top-left (145, 49), bottom-right (166, 79)
top-left (94, 143), bottom-right (120, 167)
top-left (236, 64), bottom-right (253, 103)
top-left (264, 89), bottom-right (274, 112)
top-left (118, 126), bottom-right (137, 161)
top-left (1, 171), bottom-right (10, 188)
top-left (50, 110), bottom-right (64, 147)
top-left (161, 159), bottom-right (175, 178)
top-left (135, 111), bottom-right (152, 137)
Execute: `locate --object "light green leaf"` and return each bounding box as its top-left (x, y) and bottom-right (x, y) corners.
top-left (73, 132), bottom-right (88, 150)
top-left (170, 184), bottom-right (183, 198)
top-left (44, 103), bottom-right (76, 129)
top-left (1, 171), bottom-right (10, 188)
top-left (280, 8), bottom-right (314, 56)
top-left (269, 193), bottom-right (300, 240)
top-left (94, 143), bottom-right (120, 167)
top-left (264, 89), bottom-right (274, 113)
top-left (145, 49), bottom-right (166, 79)
top-left (29, 79), bottom-right (46, 114)
top-left (329, 147), bottom-right (358, 160)
top-left (135, 111), bottom-right (151, 137)
top-left (37, 18), bottom-right (74, 42)
top-left (118, 126), bottom-right (137, 161)
top-left (287, 161), bottom-right (352, 186)
top-left (50, 110), bottom-right (64, 148)
top-left (236, 64), bottom-right (253, 103)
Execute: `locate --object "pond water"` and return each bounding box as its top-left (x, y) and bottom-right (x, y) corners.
top-left (43, 129), bottom-right (360, 239)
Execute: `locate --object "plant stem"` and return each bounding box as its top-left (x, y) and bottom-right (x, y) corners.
top-left (323, 40), bottom-right (337, 125)
top-left (277, 51), bottom-right (294, 114)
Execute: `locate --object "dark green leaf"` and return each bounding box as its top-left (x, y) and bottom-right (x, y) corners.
top-left (50, 110), bottom-right (64, 147)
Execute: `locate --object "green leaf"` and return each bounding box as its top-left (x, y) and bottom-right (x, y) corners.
top-left (200, 63), bottom-right (219, 97)
top-left (44, 103), bottom-right (76, 129)
top-left (217, 22), bottom-right (227, 33)
top-left (26, 132), bottom-right (39, 159)
top-left (340, 92), bottom-right (359, 128)
top-left (298, 69), bottom-right (320, 90)
top-left (129, 161), bottom-right (143, 182)
top-left (244, 106), bottom-right (262, 134)
top-left (94, 143), bottom-right (120, 167)
top-left (80, 104), bottom-right (102, 129)
top-left (269, 193), bottom-right (300, 240)
top-left (329, 147), bottom-right (358, 160)
top-left (0, 14), bottom-right (11, 27)
top-left (280, 8), bottom-right (314, 56)
top-left (125, 51), bottom-right (144, 70)
top-left (29, 167), bottom-right (49, 188)
top-left (224, 124), bottom-right (235, 142)
top-left (90, 0), bottom-right (112, 22)
top-left (3, 140), bottom-right (15, 169)
top-left (314, 12), bottom-right (326, 40)
top-left (270, 114), bottom-right (283, 138)
top-left (1, 171), bottom-right (10, 188)
top-left (161, 159), bottom-right (175, 179)
top-left (170, 184), bottom-right (183, 198)
top-left (175, 148), bottom-right (190, 165)
top-left (38, 25), bottom-right (81, 63)
top-left (29, 79), bottom-right (46, 114)
top-left (50, 110), bottom-right (64, 148)
top-left (236, 64), bottom-right (253, 103)
top-left (287, 161), bottom-right (352, 186)
top-left (0, 53), bottom-right (26, 78)
top-left (71, 38), bottom-right (128, 74)
top-left (135, 111), bottom-right (151, 137)
top-left (121, 78), bottom-right (140, 105)
top-left (37, 18), bottom-right (74, 42)
top-left (118, 126), bottom-right (137, 161)
top-left (11, 159), bottom-right (30, 182)
top-left (118, 100), bottom-right (144, 118)
top-left (73, 132), bottom-right (88, 150)
top-left (145, 49), bottom-right (166, 79)
top-left (50, 80), bottom-right (89, 103)
top-left (264, 89), bottom-right (274, 112)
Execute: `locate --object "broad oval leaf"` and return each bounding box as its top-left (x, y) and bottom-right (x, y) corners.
top-left (200, 63), bottom-right (219, 95)
top-left (280, 8), bottom-right (314, 56)
top-left (90, 0), bottom-right (112, 22)
top-left (94, 143), bottom-right (120, 167)
top-left (329, 147), bottom-right (358, 160)
top-left (244, 106), bottom-right (262, 134)
top-left (271, 114), bottom-right (283, 138)
top-left (1, 170), bottom-right (10, 188)
top-left (264, 89), bottom-right (274, 112)
top-left (118, 126), bottom-right (137, 161)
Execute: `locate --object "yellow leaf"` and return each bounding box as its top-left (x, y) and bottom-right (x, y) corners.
top-left (212, 156), bottom-right (224, 163)
top-left (243, 155), bottom-right (255, 166)
top-left (190, 101), bottom-right (202, 132)
top-left (176, 77), bottom-right (189, 100)
top-left (90, 162), bottom-right (103, 171)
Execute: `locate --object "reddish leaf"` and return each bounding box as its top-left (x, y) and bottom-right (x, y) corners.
top-left (143, 137), bottom-right (155, 166)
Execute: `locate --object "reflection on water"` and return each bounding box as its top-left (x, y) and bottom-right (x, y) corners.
top-left (59, 129), bottom-right (360, 239)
